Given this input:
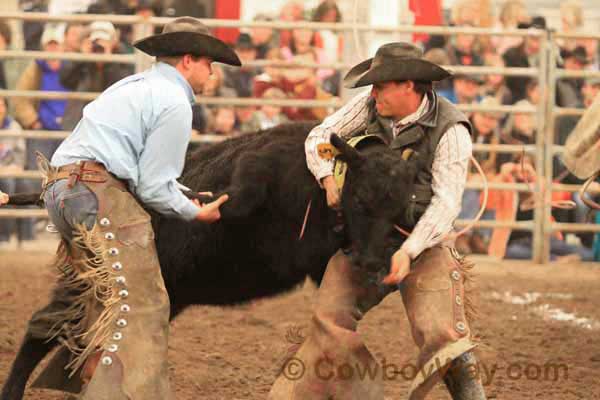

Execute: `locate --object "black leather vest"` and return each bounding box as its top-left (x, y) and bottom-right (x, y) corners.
top-left (359, 91), bottom-right (472, 228)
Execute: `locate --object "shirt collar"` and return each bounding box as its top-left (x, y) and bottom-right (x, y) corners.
top-left (155, 62), bottom-right (196, 104)
top-left (391, 94), bottom-right (429, 132)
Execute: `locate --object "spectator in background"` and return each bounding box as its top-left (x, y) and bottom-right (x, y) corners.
top-left (451, 0), bottom-right (480, 26)
top-left (203, 64), bottom-right (236, 98)
top-left (558, 0), bottom-right (583, 52)
top-left (498, 99), bottom-right (536, 165)
top-left (60, 21), bottom-right (134, 130)
top-left (14, 24), bottom-right (68, 157)
top-left (582, 77), bottom-right (600, 107)
top-left (456, 97), bottom-right (504, 254)
top-left (557, 46), bottom-right (588, 108)
top-left (280, 28), bottom-right (332, 120)
top-left (491, 0), bottom-right (529, 56)
top-left (425, 0), bottom-right (479, 51)
top-left (222, 33), bottom-right (258, 98)
top-left (13, 25), bottom-right (69, 241)
top-left (236, 106), bottom-right (258, 134)
top-left (279, 1), bottom-right (306, 48)
top-left (577, 37), bottom-right (599, 71)
top-left (210, 106), bottom-right (239, 136)
top-left (312, 0), bottom-right (343, 95)
top-left (0, 97), bottom-right (31, 249)
top-left (162, 0), bottom-right (211, 18)
top-left (253, 47), bottom-right (286, 97)
top-left (555, 77), bottom-right (600, 247)
top-left (503, 16), bottom-right (546, 102)
top-left (424, 47), bottom-right (452, 92)
top-left (482, 53), bottom-right (513, 105)
top-left (555, 76), bottom-right (600, 149)
top-left (471, 96), bottom-right (505, 174)
top-left (0, 21), bottom-right (11, 89)
top-left (525, 79), bottom-right (540, 105)
top-left (19, 0), bottom-right (47, 51)
top-left (488, 155), bottom-right (593, 261)
top-left (245, 87), bottom-right (290, 132)
top-left (437, 73), bottom-right (483, 105)
top-left (445, 24), bottom-right (483, 67)
top-left (250, 13), bottom-right (279, 60)
top-left (61, 23), bottom-right (85, 53)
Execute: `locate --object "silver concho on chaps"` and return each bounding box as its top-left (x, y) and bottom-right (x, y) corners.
top-left (29, 157), bottom-right (172, 399)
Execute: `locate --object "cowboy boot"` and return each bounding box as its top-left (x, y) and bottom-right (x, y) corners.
top-left (400, 246), bottom-right (480, 400)
top-left (443, 351), bottom-right (487, 400)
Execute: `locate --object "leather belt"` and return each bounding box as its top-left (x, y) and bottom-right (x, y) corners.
top-left (45, 160), bottom-right (126, 190)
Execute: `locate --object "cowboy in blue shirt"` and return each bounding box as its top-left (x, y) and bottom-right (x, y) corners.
top-left (2, 17), bottom-right (241, 399)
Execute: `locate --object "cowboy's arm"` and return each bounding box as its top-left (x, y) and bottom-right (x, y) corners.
top-left (135, 103), bottom-right (201, 221)
top-left (400, 123), bottom-right (472, 259)
top-left (304, 90), bottom-right (370, 183)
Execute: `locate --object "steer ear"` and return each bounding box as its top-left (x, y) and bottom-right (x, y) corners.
top-left (330, 134), bottom-right (364, 168)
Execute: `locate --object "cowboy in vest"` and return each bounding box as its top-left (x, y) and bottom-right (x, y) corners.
top-left (2, 17), bottom-right (240, 399)
top-left (270, 43), bottom-right (487, 399)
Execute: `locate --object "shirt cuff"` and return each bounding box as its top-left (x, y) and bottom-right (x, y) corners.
top-left (315, 166), bottom-right (335, 187)
top-left (180, 200), bottom-right (202, 221)
top-left (400, 238), bottom-right (423, 261)
top-left (176, 181), bottom-right (192, 192)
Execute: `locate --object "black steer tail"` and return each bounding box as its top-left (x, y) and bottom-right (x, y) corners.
top-left (4, 190), bottom-right (210, 207)
top-left (5, 192), bottom-right (43, 207)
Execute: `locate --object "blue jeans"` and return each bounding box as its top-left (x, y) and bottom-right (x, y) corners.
top-left (43, 179), bottom-right (98, 240)
top-left (0, 178), bottom-right (34, 241)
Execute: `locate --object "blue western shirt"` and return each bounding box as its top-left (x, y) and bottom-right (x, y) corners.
top-left (51, 62), bottom-right (200, 220)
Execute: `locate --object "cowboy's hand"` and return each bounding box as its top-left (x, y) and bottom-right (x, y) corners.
top-left (195, 194), bottom-right (229, 223)
top-left (321, 175), bottom-right (341, 210)
top-left (0, 191), bottom-right (8, 206)
top-left (382, 249), bottom-right (411, 285)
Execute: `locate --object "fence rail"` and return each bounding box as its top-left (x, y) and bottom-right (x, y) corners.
top-left (0, 13), bottom-right (598, 263)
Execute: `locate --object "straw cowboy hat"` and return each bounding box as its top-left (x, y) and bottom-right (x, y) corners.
top-left (343, 42), bottom-right (451, 88)
top-left (134, 16), bottom-right (241, 66)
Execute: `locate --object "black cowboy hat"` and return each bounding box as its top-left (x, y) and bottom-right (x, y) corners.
top-left (343, 42), bottom-right (451, 89)
top-left (133, 16), bottom-right (241, 66)
top-left (517, 16), bottom-right (547, 30)
top-left (561, 46), bottom-right (589, 66)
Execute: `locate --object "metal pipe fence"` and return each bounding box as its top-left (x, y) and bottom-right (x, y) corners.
top-left (0, 13), bottom-right (597, 263)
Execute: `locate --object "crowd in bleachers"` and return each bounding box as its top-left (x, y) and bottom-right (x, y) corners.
top-left (0, 0), bottom-right (599, 260)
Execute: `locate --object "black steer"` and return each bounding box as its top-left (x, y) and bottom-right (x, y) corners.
top-left (1, 122), bottom-right (418, 399)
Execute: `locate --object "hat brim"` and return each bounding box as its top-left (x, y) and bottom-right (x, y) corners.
top-left (343, 58), bottom-right (451, 88)
top-left (134, 31), bottom-right (241, 66)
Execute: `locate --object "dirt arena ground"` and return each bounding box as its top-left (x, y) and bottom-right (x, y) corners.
top-left (1, 244), bottom-right (600, 399)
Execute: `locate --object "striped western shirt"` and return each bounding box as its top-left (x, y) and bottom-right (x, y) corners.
top-left (305, 90), bottom-right (472, 259)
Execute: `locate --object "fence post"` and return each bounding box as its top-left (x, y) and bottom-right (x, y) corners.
top-left (533, 30), bottom-right (551, 263)
top-left (132, 16), bottom-right (154, 73)
top-left (538, 30), bottom-right (558, 263)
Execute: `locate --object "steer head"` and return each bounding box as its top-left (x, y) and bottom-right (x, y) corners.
top-left (330, 134), bottom-right (420, 273)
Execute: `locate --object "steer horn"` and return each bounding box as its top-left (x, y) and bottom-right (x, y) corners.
top-left (330, 134), bottom-right (364, 168)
